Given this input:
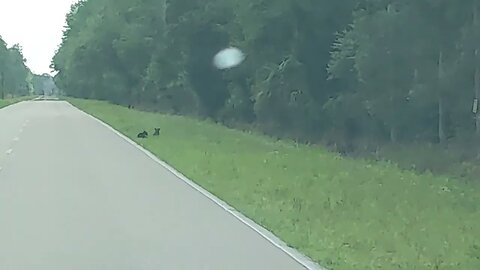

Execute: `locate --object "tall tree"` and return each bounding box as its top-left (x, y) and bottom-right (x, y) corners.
top-left (0, 39), bottom-right (31, 98)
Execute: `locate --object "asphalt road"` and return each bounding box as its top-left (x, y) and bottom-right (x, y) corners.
top-left (0, 101), bottom-right (312, 270)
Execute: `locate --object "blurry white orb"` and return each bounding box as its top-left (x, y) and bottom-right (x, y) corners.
top-left (213, 47), bottom-right (245, 69)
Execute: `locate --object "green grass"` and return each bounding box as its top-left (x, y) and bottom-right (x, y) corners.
top-left (0, 96), bottom-right (36, 109)
top-left (69, 98), bottom-right (480, 270)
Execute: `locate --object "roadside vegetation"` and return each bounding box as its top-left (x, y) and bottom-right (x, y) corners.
top-left (1, 35), bottom-right (51, 104)
top-left (0, 96), bottom-right (35, 109)
top-left (53, 0), bottom-right (480, 183)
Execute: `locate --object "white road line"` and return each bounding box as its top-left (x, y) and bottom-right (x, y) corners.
top-left (72, 102), bottom-right (324, 270)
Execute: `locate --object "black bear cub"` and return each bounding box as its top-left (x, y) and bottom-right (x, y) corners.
top-left (137, 131), bottom-right (148, 138)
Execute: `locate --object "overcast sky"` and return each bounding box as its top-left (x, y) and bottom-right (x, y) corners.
top-left (0, 0), bottom-right (79, 75)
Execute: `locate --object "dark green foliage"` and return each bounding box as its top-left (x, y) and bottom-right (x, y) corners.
top-left (0, 39), bottom-right (32, 99)
top-left (52, 0), bottom-right (480, 151)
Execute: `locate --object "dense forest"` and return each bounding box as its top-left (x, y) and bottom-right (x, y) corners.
top-left (52, 0), bottom-right (480, 155)
top-left (0, 37), bottom-right (31, 98)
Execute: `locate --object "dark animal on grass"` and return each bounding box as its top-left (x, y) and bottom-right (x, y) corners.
top-left (137, 131), bottom-right (148, 138)
top-left (153, 128), bottom-right (160, 136)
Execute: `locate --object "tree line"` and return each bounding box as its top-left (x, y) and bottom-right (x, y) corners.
top-left (52, 0), bottom-right (480, 151)
top-left (0, 36), bottom-right (55, 99)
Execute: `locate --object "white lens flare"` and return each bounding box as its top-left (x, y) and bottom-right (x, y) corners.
top-left (213, 47), bottom-right (245, 69)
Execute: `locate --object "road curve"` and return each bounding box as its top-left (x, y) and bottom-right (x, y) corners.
top-left (0, 101), bottom-right (312, 270)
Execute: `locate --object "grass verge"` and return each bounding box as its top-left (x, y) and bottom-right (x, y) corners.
top-left (68, 98), bottom-right (480, 270)
top-left (0, 96), bottom-right (36, 109)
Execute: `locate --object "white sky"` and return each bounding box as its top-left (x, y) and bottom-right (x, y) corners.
top-left (0, 0), bottom-right (79, 75)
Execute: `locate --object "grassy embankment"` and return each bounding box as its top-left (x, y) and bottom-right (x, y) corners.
top-left (69, 98), bottom-right (480, 270)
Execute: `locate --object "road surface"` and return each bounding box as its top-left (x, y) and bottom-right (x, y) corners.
top-left (0, 101), bottom-right (313, 270)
